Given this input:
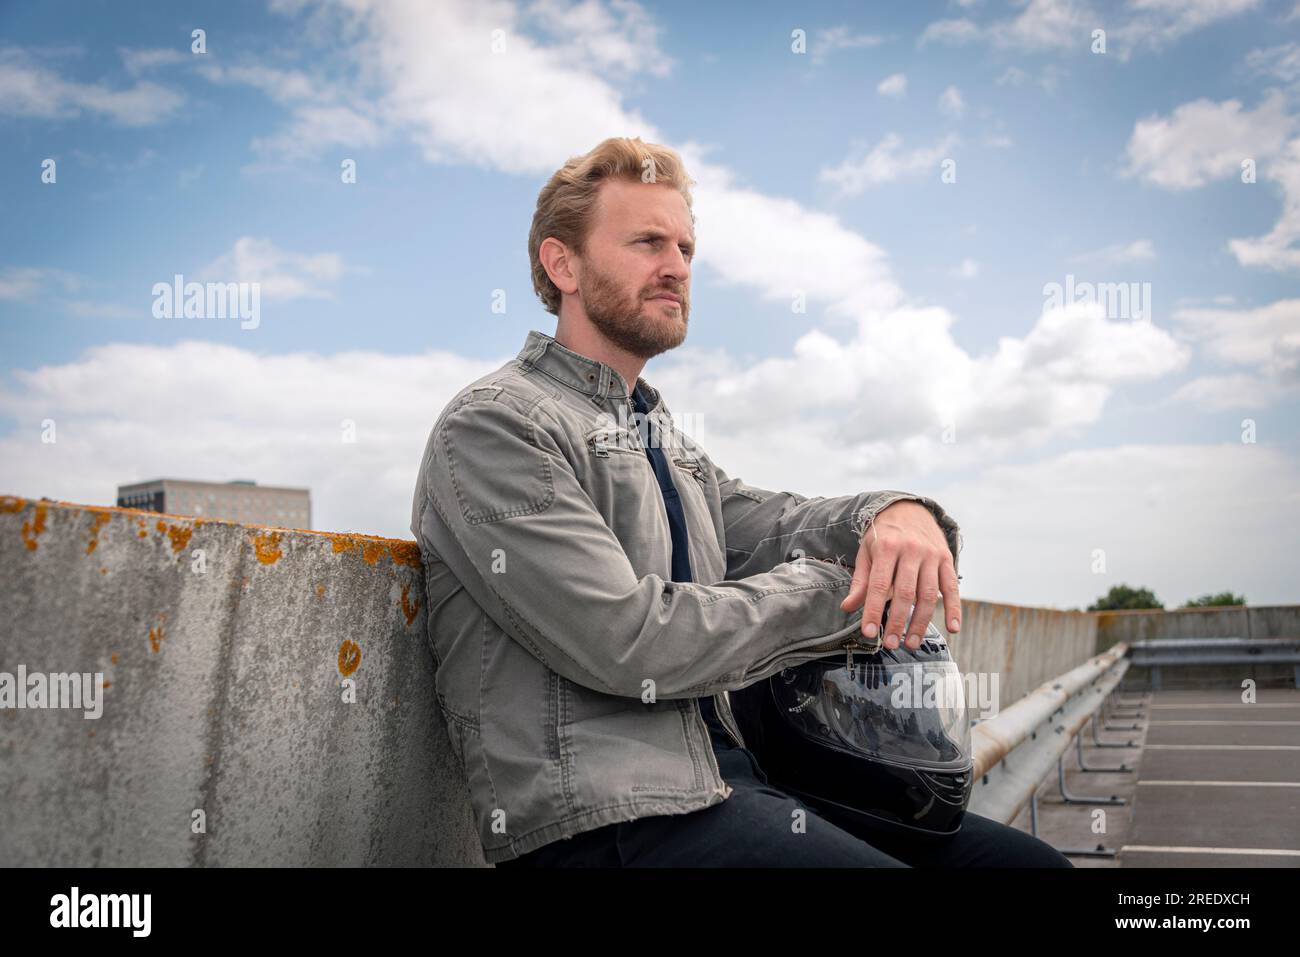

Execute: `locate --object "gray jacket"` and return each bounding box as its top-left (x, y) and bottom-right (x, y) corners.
top-left (410, 329), bottom-right (962, 863)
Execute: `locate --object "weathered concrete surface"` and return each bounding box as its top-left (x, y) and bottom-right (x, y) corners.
top-left (1098, 607), bottom-right (1300, 689)
top-left (945, 601), bottom-right (1099, 711)
top-left (0, 496), bottom-right (484, 867)
top-left (1096, 605), bottom-right (1300, 644)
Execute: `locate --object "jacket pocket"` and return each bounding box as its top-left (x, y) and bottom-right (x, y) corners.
top-left (558, 678), bottom-right (704, 803)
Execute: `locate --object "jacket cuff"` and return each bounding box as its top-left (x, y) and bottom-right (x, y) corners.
top-left (851, 493), bottom-right (963, 577)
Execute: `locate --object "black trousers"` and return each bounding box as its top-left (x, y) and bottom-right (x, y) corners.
top-left (497, 744), bottom-right (1073, 868)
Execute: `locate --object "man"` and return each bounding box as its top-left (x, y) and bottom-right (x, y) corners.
top-left (411, 136), bottom-right (1070, 867)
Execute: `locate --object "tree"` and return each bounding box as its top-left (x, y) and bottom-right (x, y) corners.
top-left (1088, 584), bottom-right (1163, 611)
top-left (1182, 592), bottom-right (1247, 608)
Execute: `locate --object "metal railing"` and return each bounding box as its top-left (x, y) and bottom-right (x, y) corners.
top-left (968, 643), bottom-right (1136, 858)
top-left (1128, 637), bottom-right (1300, 690)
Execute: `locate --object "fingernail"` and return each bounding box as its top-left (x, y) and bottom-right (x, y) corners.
top-left (950, 618), bottom-right (960, 631)
top-left (887, 634), bottom-right (899, 649)
top-left (864, 623), bottom-right (878, 638)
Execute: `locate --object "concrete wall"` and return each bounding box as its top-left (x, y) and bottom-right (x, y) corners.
top-left (1, 495), bottom-right (1114, 866)
top-left (1095, 605), bottom-right (1300, 645)
top-left (944, 601), bottom-right (1099, 711)
top-left (1096, 606), bottom-right (1300, 690)
top-left (0, 496), bottom-right (482, 867)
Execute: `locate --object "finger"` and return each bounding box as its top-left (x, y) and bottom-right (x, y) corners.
top-left (907, 559), bottom-right (941, 649)
top-left (940, 558), bottom-right (961, 633)
top-left (860, 544), bottom-right (897, 640)
top-left (840, 535), bottom-right (871, 613)
top-left (884, 556), bottom-right (921, 649)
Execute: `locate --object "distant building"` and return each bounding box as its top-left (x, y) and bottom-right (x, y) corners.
top-left (116, 478), bottom-right (311, 529)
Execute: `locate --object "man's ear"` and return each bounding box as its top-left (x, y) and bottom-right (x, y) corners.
top-left (541, 237), bottom-right (579, 297)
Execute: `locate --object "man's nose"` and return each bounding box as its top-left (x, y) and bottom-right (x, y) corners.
top-left (657, 248), bottom-right (689, 282)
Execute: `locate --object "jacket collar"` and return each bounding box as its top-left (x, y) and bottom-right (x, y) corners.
top-left (517, 329), bottom-right (663, 412)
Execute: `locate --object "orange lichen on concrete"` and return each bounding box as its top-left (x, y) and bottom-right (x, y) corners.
top-left (156, 519), bottom-right (194, 554)
top-left (400, 583), bottom-right (421, 627)
top-left (148, 613), bottom-right (166, 654)
top-left (389, 541), bottom-right (422, 568)
top-left (316, 584), bottom-right (326, 598)
top-left (21, 502), bottom-right (48, 550)
top-left (3, 494), bottom-right (428, 569)
top-left (338, 639), bottom-right (362, 677)
top-left (85, 509), bottom-right (112, 554)
top-left (111, 653), bottom-right (119, 664)
top-left (328, 532), bottom-right (423, 569)
top-left (252, 531), bottom-right (283, 565)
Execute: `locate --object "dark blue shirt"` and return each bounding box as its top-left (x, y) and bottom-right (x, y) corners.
top-left (631, 383), bottom-right (734, 751)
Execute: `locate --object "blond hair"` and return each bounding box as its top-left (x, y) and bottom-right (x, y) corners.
top-left (529, 136), bottom-right (696, 316)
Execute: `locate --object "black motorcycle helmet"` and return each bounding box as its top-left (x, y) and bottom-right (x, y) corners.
top-left (730, 602), bottom-right (973, 840)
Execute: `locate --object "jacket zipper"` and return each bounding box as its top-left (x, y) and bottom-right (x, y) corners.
top-left (672, 457), bottom-right (707, 486)
top-left (693, 701), bottom-right (734, 799)
top-left (749, 626), bottom-right (881, 683)
top-left (715, 690), bottom-right (745, 748)
top-left (636, 386), bottom-right (735, 797)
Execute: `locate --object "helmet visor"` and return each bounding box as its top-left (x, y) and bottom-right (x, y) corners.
top-left (771, 658), bottom-right (971, 770)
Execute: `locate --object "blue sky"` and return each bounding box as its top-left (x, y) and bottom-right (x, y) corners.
top-left (2, 0), bottom-right (1299, 609)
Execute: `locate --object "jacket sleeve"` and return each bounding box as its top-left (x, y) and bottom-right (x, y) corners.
top-left (414, 390), bottom-right (867, 700)
top-left (699, 454), bottom-right (963, 581)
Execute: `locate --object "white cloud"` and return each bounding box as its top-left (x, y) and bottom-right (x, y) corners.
top-left (820, 132), bottom-right (959, 195)
top-left (876, 72), bottom-right (907, 97)
top-left (952, 258), bottom-right (979, 279)
top-left (1170, 298), bottom-right (1300, 408)
top-left (1070, 239), bottom-right (1156, 264)
top-left (195, 62), bottom-right (321, 102)
top-left (0, 47), bottom-right (184, 126)
top-left (0, 341), bottom-right (500, 539)
top-left (938, 84), bottom-right (965, 117)
top-left (1228, 136), bottom-right (1300, 270)
top-left (524, 0), bottom-right (675, 76)
top-left (1170, 374), bottom-right (1279, 410)
top-left (195, 237), bottom-right (347, 300)
top-left (924, 442), bottom-right (1300, 607)
top-left (0, 266), bottom-right (82, 300)
top-left (1114, 0), bottom-right (1263, 55)
top-left (118, 47), bottom-right (187, 76)
top-left (920, 0), bottom-right (1260, 58)
top-left (0, 267), bottom-right (48, 301)
top-left (1246, 41), bottom-right (1300, 84)
top-left (918, 18), bottom-right (984, 46)
top-left (1123, 91), bottom-right (1300, 270)
top-left (649, 300), bottom-right (1190, 495)
top-left (809, 25), bottom-right (887, 65)
top-left (1123, 91), bottom-right (1294, 190)
top-left (919, 0), bottom-right (1093, 52)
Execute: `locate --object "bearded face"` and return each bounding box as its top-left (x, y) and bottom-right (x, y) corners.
top-left (576, 248), bottom-right (689, 360)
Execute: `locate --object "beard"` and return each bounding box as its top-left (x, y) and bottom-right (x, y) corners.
top-left (578, 257), bottom-right (689, 360)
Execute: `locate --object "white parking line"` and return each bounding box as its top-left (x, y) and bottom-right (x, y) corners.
top-left (1121, 845), bottom-right (1300, 857)
top-left (1147, 720), bottom-right (1300, 725)
top-left (1138, 780), bottom-right (1300, 787)
top-left (1148, 703), bottom-right (1300, 709)
top-left (1143, 744), bottom-right (1300, 750)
